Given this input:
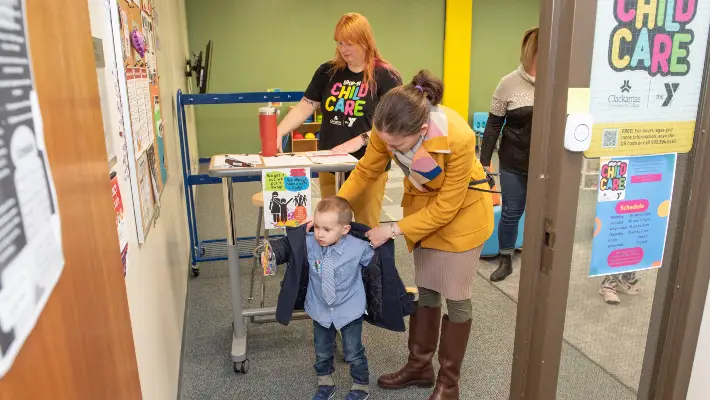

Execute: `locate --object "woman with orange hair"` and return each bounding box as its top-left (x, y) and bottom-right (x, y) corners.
top-left (277, 13), bottom-right (402, 229)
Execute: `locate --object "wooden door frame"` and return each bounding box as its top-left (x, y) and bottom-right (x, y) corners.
top-left (509, 0), bottom-right (578, 398)
top-left (511, 0), bottom-right (710, 398)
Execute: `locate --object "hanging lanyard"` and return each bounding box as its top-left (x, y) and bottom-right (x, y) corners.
top-left (255, 239), bottom-right (277, 276)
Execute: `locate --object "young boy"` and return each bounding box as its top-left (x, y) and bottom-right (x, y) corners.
top-left (305, 196), bottom-right (374, 400)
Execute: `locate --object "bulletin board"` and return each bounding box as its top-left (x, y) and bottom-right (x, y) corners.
top-left (116, 0), bottom-right (167, 241)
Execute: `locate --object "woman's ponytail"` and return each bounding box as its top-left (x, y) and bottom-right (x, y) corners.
top-left (410, 70), bottom-right (443, 106)
top-left (373, 70), bottom-right (444, 136)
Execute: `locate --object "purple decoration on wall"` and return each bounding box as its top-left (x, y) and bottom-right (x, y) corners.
top-left (131, 29), bottom-right (146, 58)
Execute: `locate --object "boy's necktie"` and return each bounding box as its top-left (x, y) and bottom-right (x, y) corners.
top-left (321, 248), bottom-right (336, 305)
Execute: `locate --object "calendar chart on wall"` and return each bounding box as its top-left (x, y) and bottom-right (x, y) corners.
top-left (115, 0), bottom-right (168, 241)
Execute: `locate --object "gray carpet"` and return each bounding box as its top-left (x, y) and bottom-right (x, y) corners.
top-left (179, 168), bottom-right (637, 399)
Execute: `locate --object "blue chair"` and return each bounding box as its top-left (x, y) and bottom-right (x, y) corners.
top-left (472, 112), bottom-right (488, 134)
top-left (472, 112), bottom-right (508, 137)
top-left (472, 112), bottom-right (488, 152)
top-left (481, 206), bottom-right (525, 257)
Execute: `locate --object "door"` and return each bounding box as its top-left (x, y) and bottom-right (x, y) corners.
top-left (0, 1), bottom-right (141, 399)
top-left (511, 0), bottom-right (710, 399)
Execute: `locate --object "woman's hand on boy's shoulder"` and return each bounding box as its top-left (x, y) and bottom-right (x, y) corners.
top-left (365, 225), bottom-right (391, 249)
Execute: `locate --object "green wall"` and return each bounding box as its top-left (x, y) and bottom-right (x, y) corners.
top-left (469, 0), bottom-right (540, 117)
top-left (186, 0), bottom-right (445, 157)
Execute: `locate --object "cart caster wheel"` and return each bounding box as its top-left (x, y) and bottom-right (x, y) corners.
top-left (234, 360), bottom-right (249, 374)
top-left (191, 268), bottom-right (200, 277)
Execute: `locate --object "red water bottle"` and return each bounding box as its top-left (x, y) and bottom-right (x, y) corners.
top-left (259, 106), bottom-right (278, 157)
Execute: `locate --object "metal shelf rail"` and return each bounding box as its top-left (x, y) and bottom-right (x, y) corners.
top-left (176, 90), bottom-right (309, 277)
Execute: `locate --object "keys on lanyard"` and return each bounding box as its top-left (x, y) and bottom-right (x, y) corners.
top-left (255, 239), bottom-right (277, 276)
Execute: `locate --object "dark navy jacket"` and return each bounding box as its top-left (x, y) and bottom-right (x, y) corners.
top-left (271, 222), bottom-right (415, 332)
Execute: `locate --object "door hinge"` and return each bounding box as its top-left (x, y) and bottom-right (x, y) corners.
top-left (540, 218), bottom-right (556, 274)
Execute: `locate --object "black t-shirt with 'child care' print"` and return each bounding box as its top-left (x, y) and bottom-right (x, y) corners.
top-left (304, 62), bottom-right (401, 160)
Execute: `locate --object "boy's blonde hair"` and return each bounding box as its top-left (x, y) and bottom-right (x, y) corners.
top-left (520, 27), bottom-right (539, 74)
top-left (315, 196), bottom-right (353, 225)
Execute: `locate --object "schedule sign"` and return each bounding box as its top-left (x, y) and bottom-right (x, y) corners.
top-left (590, 153), bottom-right (676, 277)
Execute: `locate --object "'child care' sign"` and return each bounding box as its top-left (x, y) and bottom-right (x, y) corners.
top-left (587, 0), bottom-right (710, 157)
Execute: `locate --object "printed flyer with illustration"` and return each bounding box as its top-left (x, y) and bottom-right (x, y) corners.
top-left (111, 173), bottom-right (128, 277)
top-left (590, 153), bottom-right (676, 277)
top-left (262, 168), bottom-right (312, 229)
top-left (0, 0), bottom-right (65, 378)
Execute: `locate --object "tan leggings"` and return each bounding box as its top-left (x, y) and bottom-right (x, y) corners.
top-left (418, 287), bottom-right (472, 323)
top-left (319, 171), bottom-right (388, 228)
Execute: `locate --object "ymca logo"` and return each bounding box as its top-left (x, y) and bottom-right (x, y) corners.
top-left (662, 83), bottom-right (679, 107)
top-left (654, 83), bottom-right (679, 106)
top-left (346, 117), bottom-right (357, 127)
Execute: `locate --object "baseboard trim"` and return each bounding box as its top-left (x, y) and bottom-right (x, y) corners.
top-left (175, 264), bottom-right (191, 400)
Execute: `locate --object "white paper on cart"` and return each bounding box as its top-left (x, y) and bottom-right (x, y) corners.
top-left (0, 0), bottom-right (65, 379)
top-left (304, 150), bottom-right (348, 157)
top-left (262, 155), bottom-right (312, 167)
top-left (308, 154), bottom-right (358, 165)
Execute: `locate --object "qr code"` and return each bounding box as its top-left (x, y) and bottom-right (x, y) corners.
top-left (602, 128), bottom-right (618, 148)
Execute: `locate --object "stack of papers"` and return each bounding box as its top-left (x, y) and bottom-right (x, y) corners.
top-left (262, 155), bottom-right (313, 167)
top-left (213, 153), bottom-right (359, 167)
top-left (308, 154), bottom-right (359, 165)
top-left (304, 150), bottom-right (347, 157)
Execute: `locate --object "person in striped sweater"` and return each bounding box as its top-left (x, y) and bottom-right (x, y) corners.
top-left (480, 27), bottom-right (539, 283)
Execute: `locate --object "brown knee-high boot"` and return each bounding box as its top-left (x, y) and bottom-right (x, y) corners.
top-left (378, 306), bottom-right (442, 389)
top-left (429, 315), bottom-right (472, 400)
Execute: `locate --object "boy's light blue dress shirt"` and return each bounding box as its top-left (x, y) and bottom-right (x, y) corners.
top-left (304, 233), bottom-right (374, 330)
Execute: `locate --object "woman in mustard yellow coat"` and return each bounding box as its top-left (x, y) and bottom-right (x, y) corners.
top-left (337, 70), bottom-right (494, 400)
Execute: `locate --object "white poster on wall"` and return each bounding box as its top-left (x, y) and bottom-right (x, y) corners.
top-left (0, 0), bottom-right (65, 378)
top-left (108, 0), bottom-right (149, 243)
top-left (586, 0), bottom-right (710, 157)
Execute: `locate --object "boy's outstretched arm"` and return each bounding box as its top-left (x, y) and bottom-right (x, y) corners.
top-left (268, 236), bottom-right (291, 265)
top-left (262, 218), bottom-right (312, 264)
